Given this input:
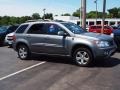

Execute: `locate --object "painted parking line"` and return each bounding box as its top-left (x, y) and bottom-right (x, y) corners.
top-left (0, 61), bottom-right (46, 81)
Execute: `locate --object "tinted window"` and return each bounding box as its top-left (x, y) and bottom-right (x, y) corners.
top-left (27, 24), bottom-right (46, 34)
top-left (91, 26), bottom-right (96, 29)
top-left (104, 26), bottom-right (110, 29)
top-left (91, 26), bottom-right (101, 29)
top-left (47, 24), bottom-right (66, 35)
top-left (16, 24), bottom-right (28, 33)
top-left (62, 23), bottom-right (86, 34)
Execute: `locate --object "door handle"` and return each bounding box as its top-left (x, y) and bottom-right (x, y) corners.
top-left (26, 35), bottom-right (31, 38)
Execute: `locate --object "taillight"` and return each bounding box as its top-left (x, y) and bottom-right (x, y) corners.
top-left (7, 36), bottom-right (13, 40)
top-left (13, 35), bottom-right (16, 42)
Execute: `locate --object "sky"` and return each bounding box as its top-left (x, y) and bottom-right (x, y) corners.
top-left (0, 0), bottom-right (119, 17)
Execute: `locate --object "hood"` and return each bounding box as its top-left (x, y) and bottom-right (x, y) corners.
top-left (75, 32), bottom-right (112, 41)
top-left (0, 32), bottom-right (6, 36)
top-left (6, 32), bottom-right (15, 37)
top-left (113, 29), bottom-right (120, 35)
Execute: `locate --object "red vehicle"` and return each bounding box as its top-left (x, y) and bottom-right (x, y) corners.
top-left (89, 25), bottom-right (113, 35)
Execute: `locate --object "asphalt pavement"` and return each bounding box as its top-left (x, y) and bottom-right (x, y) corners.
top-left (0, 46), bottom-right (120, 90)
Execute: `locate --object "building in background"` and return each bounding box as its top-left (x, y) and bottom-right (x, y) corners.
top-left (54, 16), bottom-right (120, 26)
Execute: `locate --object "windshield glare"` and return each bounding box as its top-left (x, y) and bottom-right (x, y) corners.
top-left (62, 23), bottom-right (86, 34)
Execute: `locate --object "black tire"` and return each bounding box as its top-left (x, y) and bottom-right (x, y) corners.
top-left (17, 45), bottom-right (30, 60)
top-left (73, 48), bottom-right (93, 67)
top-left (0, 41), bottom-right (4, 47)
top-left (8, 44), bottom-right (13, 48)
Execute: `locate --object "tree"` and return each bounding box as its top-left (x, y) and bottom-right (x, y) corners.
top-left (72, 8), bottom-right (80, 17)
top-left (87, 11), bottom-right (104, 18)
top-left (108, 7), bottom-right (120, 18)
top-left (32, 13), bottom-right (41, 19)
top-left (43, 13), bottom-right (53, 20)
top-left (55, 15), bottom-right (58, 16)
top-left (0, 16), bottom-right (10, 25)
top-left (61, 13), bottom-right (71, 16)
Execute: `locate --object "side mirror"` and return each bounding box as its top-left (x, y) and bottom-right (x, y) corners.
top-left (58, 31), bottom-right (67, 36)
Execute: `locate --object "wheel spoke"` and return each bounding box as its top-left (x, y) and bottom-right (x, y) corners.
top-left (81, 59), bottom-right (85, 64)
top-left (83, 52), bottom-right (87, 57)
top-left (19, 47), bottom-right (27, 59)
top-left (76, 56), bottom-right (81, 61)
top-left (84, 57), bottom-right (89, 61)
top-left (75, 50), bottom-right (90, 65)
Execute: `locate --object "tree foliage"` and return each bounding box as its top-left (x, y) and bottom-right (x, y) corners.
top-left (32, 13), bottom-right (41, 19)
top-left (108, 7), bottom-right (120, 18)
top-left (72, 8), bottom-right (80, 17)
top-left (73, 7), bottom-right (120, 19)
top-left (86, 11), bottom-right (107, 18)
top-left (43, 13), bottom-right (53, 20)
top-left (61, 13), bottom-right (71, 16)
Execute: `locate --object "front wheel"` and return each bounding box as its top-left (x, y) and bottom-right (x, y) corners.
top-left (17, 45), bottom-right (30, 60)
top-left (73, 48), bottom-right (93, 67)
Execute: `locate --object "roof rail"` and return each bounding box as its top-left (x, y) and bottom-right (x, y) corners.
top-left (26, 19), bottom-right (65, 23)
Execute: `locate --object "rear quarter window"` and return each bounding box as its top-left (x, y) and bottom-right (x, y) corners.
top-left (16, 24), bottom-right (28, 34)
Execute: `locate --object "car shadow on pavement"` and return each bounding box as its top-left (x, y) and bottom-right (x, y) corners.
top-left (93, 57), bottom-right (120, 68)
top-left (30, 55), bottom-right (75, 65)
top-left (29, 55), bottom-right (120, 67)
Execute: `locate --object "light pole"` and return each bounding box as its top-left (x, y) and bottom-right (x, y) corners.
top-left (94, 0), bottom-right (98, 25)
top-left (81, 0), bottom-right (86, 29)
top-left (43, 8), bottom-right (46, 20)
top-left (101, 0), bottom-right (106, 34)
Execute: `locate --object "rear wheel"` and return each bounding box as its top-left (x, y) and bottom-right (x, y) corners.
top-left (73, 48), bottom-right (93, 67)
top-left (17, 45), bottom-right (30, 60)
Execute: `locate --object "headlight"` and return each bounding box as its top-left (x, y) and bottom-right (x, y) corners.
top-left (95, 41), bottom-right (110, 48)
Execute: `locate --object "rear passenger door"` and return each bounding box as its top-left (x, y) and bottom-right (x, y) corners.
top-left (26, 23), bottom-right (48, 53)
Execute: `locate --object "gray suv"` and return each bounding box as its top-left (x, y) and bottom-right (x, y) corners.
top-left (13, 21), bottom-right (117, 66)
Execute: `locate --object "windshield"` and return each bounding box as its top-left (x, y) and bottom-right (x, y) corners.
top-left (0, 27), bottom-right (7, 33)
top-left (62, 23), bottom-right (86, 34)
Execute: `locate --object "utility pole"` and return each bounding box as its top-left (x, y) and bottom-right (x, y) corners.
top-left (81, 0), bottom-right (86, 29)
top-left (94, 0), bottom-right (98, 25)
top-left (43, 8), bottom-right (46, 20)
top-left (80, 0), bottom-right (82, 26)
top-left (101, 0), bottom-right (106, 34)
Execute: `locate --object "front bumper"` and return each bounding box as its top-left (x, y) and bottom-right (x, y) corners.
top-left (114, 36), bottom-right (120, 49)
top-left (94, 46), bottom-right (117, 59)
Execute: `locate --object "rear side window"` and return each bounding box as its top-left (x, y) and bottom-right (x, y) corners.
top-left (16, 24), bottom-right (28, 34)
top-left (27, 24), bottom-right (46, 34)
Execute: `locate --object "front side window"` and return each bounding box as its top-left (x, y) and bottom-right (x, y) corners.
top-left (47, 24), bottom-right (67, 35)
top-left (27, 24), bottom-right (46, 34)
top-left (62, 23), bottom-right (86, 34)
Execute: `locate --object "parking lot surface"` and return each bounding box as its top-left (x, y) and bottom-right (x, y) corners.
top-left (0, 47), bottom-right (120, 90)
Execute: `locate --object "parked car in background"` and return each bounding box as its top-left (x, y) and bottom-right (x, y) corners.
top-left (111, 25), bottom-right (118, 30)
top-left (13, 21), bottom-right (116, 67)
top-left (5, 25), bottom-right (19, 47)
top-left (111, 26), bottom-right (120, 50)
top-left (89, 25), bottom-right (113, 35)
top-left (0, 27), bottom-right (7, 46)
